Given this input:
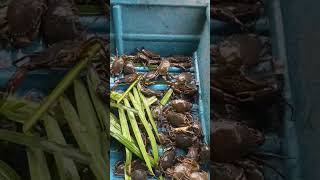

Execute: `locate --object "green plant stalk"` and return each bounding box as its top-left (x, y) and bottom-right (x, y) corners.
top-left (26, 148), bottom-right (52, 180)
top-left (23, 43), bottom-right (102, 133)
top-left (138, 90), bottom-right (160, 139)
top-left (160, 88), bottom-right (173, 106)
top-left (117, 75), bottom-right (142, 104)
top-left (87, 70), bottom-right (108, 131)
top-left (0, 130), bottom-right (91, 164)
top-left (0, 98), bottom-right (41, 124)
top-left (87, 71), bottom-right (110, 164)
top-left (129, 92), bottom-right (159, 164)
top-left (110, 112), bottom-right (121, 129)
top-left (110, 126), bottom-right (144, 160)
top-left (146, 96), bottom-right (158, 106)
top-left (74, 79), bottom-right (101, 154)
top-left (59, 96), bottom-right (109, 180)
top-left (124, 99), bottom-right (154, 173)
top-left (111, 102), bottom-right (138, 114)
top-left (119, 107), bottom-right (132, 180)
top-left (133, 87), bottom-right (143, 110)
top-left (43, 115), bottom-right (80, 180)
top-left (110, 91), bottom-right (123, 101)
top-left (0, 160), bottom-right (21, 180)
top-left (110, 113), bottom-right (156, 166)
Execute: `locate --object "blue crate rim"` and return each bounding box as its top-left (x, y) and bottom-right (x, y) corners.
top-left (110, 0), bottom-right (209, 7)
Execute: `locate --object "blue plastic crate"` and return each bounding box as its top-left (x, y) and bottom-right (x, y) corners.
top-left (110, 0), bottom-right (210, 179)
top-left (211, 0), bottom-right (302, 180)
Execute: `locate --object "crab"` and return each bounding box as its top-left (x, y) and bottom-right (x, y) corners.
top-left (171, 99), bottom-right (193, 113)
top-left (6, 37), bottom-right (107, 93)
top-left (211, 119), bottom-right (265, 163)
top-left (42, 0), bottom-right (85, 46)
top-left (212, 162), bottom-right (247, 180)
top-left (211, 34), bottom-right (283, 104)
top-left (0, 0), bottom-right (47, 47)
top-left (211, 0), bottom-right (263, 28)
top-left (212, 160), bottom-right (266, 180)
top-left (165, 111), bottom-right (193, 128)
top-left (166, 156), bottom-right (207, 180)
top-left (111, 73), bottom-right (140, 91)
top-left (159, 146), bottom-right (176, 171)
top-left (111, 54), bottom-right (125, 76)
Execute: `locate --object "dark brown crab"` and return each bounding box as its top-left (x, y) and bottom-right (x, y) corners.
top-left (170, 72), bottom-right (195, 86)
top-left (42, 0), bottom-right (85, 46)
top-left (171, 99), bottom-right (193, 113)
top-left (6, 37), bottom-right (106, 93)
top-left (211, 0), bottom-right (263, 28)
top-left (212, 162), bottom-right (247, 180)
top-left (0, 0), bottom-right (47, 47)
top-left (139, 83), bottom-right (164, 98)
top-left (111, 55), bottom-right (125, 76)
top-left (111, 73), bottom-right (140, 90)
top-left (166, 111), bottom-right (193, 128)
top-left (166, 156), bottom-right (206, 180)
top-left (158, 126), bottom-right (199, 150)
top-left (159, 146), bottom-right (176, 171)
top-left (212, 160), bottom-right (265, 180)
top-left (211, 119), bottom-right (265, 163)
top-left (211, 34), bottom-right (283, 104)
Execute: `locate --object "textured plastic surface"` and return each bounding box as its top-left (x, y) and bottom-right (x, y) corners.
top-left (110, 0), bottom-right (210, 179)
top-left (212, 0), bottom-right (302, 180)
top-left (280, 0), bottom-right (320, 180)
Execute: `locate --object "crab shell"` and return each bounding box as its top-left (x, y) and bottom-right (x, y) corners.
top-left (211, 1), bottom-right (262, 26)
top-left (42, 0), bottom-right (85, 45)
top-left (7, 0), bottom-right (47, 47)
top-left (213, 34), bottom-right (270, 68)
top-left (211, 120), bottom-right (265, 162)
top-left (13, 40), bottom-right (84, 69)
top-left (212, 162), bottom-right (247, 180)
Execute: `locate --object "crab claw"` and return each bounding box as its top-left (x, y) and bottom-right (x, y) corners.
top-left (6, 68), bottom-right (28, 94)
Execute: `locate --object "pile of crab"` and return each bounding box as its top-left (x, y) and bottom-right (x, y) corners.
top-left (211, 1), bottom-right (289, 180)
top-left (111, 48), bottom-right (210, 180)
top-left (0, 0), bottom-right (108, 97)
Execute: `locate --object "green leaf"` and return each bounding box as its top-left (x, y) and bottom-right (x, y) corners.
top-left (111, 102), bottom-right (138, 114)
top-left (74, 79), bottom-right (101, 154)
top-left (117, 75), bottom-right (142, 104)
top-left (160, 88), bottom-right (173, 106)
top-left (59, 96), bottom-right (108, 180)
top-left (110, 91), bottom-right (123, 101)
top-left (146, 96), bottom-right (158, 107)
top-left (26, 148), bottom-right (52, 180)
top-left (118, 107), bottom-right (132, 180)
top-left (87, 68), bottom-right (109, 132)
top-left (124, 99), bottom-right (154, 173)
top-left (0, 160), bottom-right (21, 180)
top-left (0, 130), bottom-right (91, 164)
top-left (138, 89), bottom-right (160, 139)
top-left (43, 116), bottom-right (80, 180)
top-left (23, 42), bottom-right (103, 133)
top-left (129, 92), bottom-right (159, 167)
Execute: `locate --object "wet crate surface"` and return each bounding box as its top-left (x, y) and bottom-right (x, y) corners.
top-left (211, 0), bottom-right (302, 180)
top-left (110, 0), bottom-right (210, 179)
